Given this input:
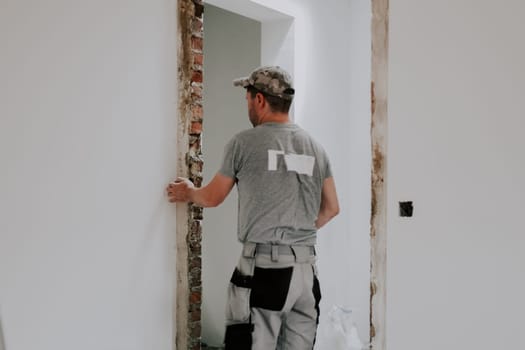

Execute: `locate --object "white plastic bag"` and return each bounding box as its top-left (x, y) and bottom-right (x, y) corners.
top-left (315, 305), bottom-right (366, 350)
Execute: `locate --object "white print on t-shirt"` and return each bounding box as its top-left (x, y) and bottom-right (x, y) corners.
top-left (268, 149), bottom-right (315, 176)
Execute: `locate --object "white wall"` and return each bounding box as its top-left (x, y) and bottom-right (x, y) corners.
top-left (0, 1), bottom-right (178, 349)
top-left (260, 19), bottom-right (294, 81)
top-left (387, 1), bottom-right (525, 349)
top-left (204, 0), bottom-right (372, 343)
top-left (201, 5), bottom-right (260, 346)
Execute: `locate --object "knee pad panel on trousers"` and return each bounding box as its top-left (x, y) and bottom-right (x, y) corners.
top-left (250, 266), bottom-right (293, 311)
top-left (224, 323), bottom-right (254, 350)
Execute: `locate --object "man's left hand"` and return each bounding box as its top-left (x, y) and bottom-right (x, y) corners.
top-left (166, 177), bottom-right (194, 203)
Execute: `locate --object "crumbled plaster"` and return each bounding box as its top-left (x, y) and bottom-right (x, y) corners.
top-left (177, 0), bottom-right (205, 349)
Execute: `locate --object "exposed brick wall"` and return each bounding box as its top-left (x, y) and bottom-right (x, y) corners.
top-left (178, 0), bottom-right (204, 349)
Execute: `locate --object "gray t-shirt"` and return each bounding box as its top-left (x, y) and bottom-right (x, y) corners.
top-left (219, 122), bottom-right (332, 245)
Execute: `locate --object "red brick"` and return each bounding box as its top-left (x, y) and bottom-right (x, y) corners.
top-left (193, 54), bottom-right (203, 66)
top-left (191, 70), bottom-right (203, 83)
top-left (190, 121), bottom-right (202, 135)
top-left (190, 291), bottom-right (201, 304)
top-left (191, 36), bottom-right (203, 51)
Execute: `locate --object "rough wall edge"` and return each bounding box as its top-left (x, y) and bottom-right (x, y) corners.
top-left (178, 0), bottom-right (205, 349)
top-left (176, 0), bottom-right (193, 349)
top-left (370, 0), bottom-right (389, 349)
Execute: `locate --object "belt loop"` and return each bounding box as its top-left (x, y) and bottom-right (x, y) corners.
top-left (243, 242), bottom-right (256, 258)
top-left (290, 245), bottom-right (314, 263)
top-left (271, 245), bottom-right (279, 262)
top-left (290, 246), bottom-right (298, 262)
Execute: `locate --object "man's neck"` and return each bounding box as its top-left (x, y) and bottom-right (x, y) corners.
top-left (257, 112), bottom-right (290, 125)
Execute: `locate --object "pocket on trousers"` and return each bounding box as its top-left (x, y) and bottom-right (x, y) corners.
top-left (226, 268), bottom-right (252, 322)
top-left (250, 266), bottom-right (293, 311)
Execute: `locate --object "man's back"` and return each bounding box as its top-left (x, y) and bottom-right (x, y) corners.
top-left (220, 122), bottom-right (332, 245)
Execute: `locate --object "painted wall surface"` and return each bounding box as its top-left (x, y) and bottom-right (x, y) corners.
top-left (0, 1), bottom-right (178, 349)
top-left (260, 19), bottom-right (294, 81)
top-left (387, 1), bottom-right (525, 349)
top-left (205, 0), bottom-right (372, 342)
top-left (201, 5), bottom-right (260, 346)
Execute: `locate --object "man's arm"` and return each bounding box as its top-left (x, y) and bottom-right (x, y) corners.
top-left (315, 177), bottom-right (340, 229)
top-left (166, 173), bottom-right (235, 207)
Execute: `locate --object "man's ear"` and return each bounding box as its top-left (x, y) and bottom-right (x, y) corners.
top-left (256, 92), bottom-right (265, 106)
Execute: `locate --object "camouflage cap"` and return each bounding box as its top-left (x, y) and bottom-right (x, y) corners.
top-left (233, 66), bottom-right (295, 100)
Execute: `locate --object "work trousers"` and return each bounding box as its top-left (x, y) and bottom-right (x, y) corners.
top-left (224, 243), bottom-right (321, 350)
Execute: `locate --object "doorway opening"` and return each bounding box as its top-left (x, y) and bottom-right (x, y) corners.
top-left (176, 0), bottom-right (388, 349)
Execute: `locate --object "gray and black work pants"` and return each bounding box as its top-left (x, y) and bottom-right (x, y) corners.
top-left (224, 243), bottom-right (321, 350)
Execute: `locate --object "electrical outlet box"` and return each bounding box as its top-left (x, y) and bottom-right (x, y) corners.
top-left (399, 201), bottom-right (413, 217)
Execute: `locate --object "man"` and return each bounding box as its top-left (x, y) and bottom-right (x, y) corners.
top-left (166, 66), bottom-right (339, 349)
